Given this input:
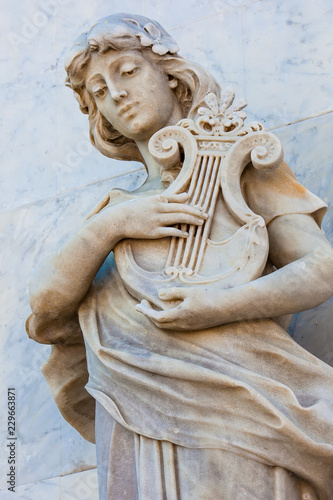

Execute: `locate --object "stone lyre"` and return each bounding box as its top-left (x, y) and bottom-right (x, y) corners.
top-left (114, 89), bottom-right (284, 308)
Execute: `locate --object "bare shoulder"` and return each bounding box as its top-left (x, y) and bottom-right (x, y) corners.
top-left (267, 213), bottom-right (333, 268)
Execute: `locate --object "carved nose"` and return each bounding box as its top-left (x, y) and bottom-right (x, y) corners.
top-left (110, 89), bottom-right (127, 102)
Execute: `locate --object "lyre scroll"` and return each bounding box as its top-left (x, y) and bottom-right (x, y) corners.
top-left (114, 89), bottom-right (284, 309)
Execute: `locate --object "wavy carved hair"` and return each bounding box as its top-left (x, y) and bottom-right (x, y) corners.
top-left (65, 19), bottom-right (221, 164)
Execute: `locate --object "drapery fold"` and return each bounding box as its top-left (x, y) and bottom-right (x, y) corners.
top-left (28, 162), bottom-right (332, 499)
top-left (80, 267), bottom-right (333, 498)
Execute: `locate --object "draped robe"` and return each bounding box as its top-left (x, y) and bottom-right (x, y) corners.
top-left (27, 162), bottom-right (333, 500)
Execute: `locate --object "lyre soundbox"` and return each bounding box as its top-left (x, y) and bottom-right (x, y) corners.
top-left (114, 89), bottom-right (284, 309)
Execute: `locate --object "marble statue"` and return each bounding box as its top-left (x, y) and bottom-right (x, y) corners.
top-left (26, 13), bottom-right (333, 500)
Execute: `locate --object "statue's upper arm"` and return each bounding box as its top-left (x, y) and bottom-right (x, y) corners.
top-left (267, 213), bottom-right (332, 269)
top-left (26, 312), bottom-right (83, 345)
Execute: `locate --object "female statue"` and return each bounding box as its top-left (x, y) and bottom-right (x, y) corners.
top-left (26, 13), bottom-right (333, 500)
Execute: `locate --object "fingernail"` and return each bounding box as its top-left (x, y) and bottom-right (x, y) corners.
top-left (182, 231), bottom-right (189, 237)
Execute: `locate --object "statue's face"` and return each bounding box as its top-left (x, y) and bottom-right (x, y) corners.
top-left (85, 49), bottom-right (182, 141)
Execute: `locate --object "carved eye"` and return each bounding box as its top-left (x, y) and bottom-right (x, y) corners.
top-left (91, 85), bottom-right (107, 99)
top-left (121, 66), bottom-right (138, 77)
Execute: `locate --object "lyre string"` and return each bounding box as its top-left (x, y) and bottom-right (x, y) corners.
top-left (194, 156), bottom-right (221, 273)
top-left (165, 153), bottom-right (222, 275)
top-left (181, 155), bottom-right (208, 269)
top-left (165, 155), bottom-right (203, 270)
top-left (188, 156), bottom-right (218, 272)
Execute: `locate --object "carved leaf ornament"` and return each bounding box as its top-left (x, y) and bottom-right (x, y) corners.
top-left (114, 90), bottom-right (284, 308)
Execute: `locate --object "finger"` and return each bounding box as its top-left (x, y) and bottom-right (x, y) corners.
top-left (152, 321), bottom-right (189, 331)
top-left (136, 300), bottom-right (180, 323)
top-left (141, 299), bottom-right (154, 308)
top-left (165, 193), bottom-right (188, 203)
top-left (161, 213), bottom-right (206, 226)
top-left (160, 203), bottom-right (208, 219)
top-left (158, 227), bottom-right (189, 238)
top-left (157, 194), bottom-right (168, 203)
top-left (159, 287), bottom-right (186, 300)
top-left (135, 299), bottom-right (155, 315)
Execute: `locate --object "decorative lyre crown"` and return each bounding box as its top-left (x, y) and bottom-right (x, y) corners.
top-left (198, 88), bottom-right (248, 132)
top-left (178, 87), bottom-right (263, 139)
top-left (159, 88), bottom-right (265, 185)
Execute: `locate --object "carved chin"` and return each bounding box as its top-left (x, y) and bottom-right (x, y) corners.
top-left (122, 118), bottom-right (161, 141)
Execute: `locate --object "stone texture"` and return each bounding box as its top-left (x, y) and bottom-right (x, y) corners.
top-left (24, 12), bottom-right (333, 500)
top-left (0, 476), bottom-right (60, 500)
top-left (242, 0), bottom-right (333, 128)
top-left (1, 2), bottom-right (332, 498)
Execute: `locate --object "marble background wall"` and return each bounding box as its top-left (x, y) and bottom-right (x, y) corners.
top-left (1, 0), bottom-right (332, 498)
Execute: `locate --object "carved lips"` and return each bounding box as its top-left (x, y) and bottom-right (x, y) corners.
top-left (118, 101), bottom-right (138, 117)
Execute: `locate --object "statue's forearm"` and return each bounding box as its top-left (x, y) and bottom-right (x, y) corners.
top-left (28, 205), bottom-right (125, 319)
top-left (137, 221), bottom-right (333, 331)
top-left (28, 191), bottom-right (207, 321)
top-left (218, 212), bottom-right (333, 325)
top-left (215, 248), bottom-right (333, 326)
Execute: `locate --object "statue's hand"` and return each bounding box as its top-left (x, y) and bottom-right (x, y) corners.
top-left (118, 193), bottom-right (207, 240)
top-left (136, 286), bottom-right (222, 331)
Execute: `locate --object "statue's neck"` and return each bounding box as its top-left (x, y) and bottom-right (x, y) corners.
top-left (136, 139), bottom-right (163, 186)
top-left (135, 102), bottom-right (184, 190)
